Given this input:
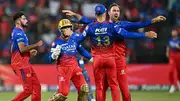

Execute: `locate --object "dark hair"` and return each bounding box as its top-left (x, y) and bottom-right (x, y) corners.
top-left (13, 11), bottom-right (25, 22)
top-left (108, 3), bottom-right (120, 11)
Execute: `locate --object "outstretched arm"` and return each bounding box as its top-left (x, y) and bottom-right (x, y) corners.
top-left (62, 10), bottom-right (94, 24)
top-left (114, 25), bottom-right (157, 39)
top-left (77, 44), bottom-right (92, 60)
top-left (120, 15), bottom-right (166, 30)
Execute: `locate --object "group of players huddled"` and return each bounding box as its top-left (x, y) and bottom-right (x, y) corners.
top-left (11, 3), bottom-right (168, 101)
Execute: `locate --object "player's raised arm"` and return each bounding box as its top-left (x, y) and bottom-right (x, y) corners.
top-left (114, 24), bottom-right (157, 39)
top-left (120, 15), bottom-right (166, 30)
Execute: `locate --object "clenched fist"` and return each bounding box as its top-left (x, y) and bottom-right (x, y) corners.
top-left (36, 40), bottom-right (43, 47)
top-left (145, 31), bottom-right (157, 38)
top-left (30, 49), bottom-right (37, 56)
top-left (152, 16), bottom-right (166, 23)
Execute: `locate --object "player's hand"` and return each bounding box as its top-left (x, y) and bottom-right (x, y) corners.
top-left (89, 57), bottom-right (93, 63)
top-left (51, 45), bottom-right (62, 60)
top-left (145, 31), bottom-right (157, 38)
top-left (30, 49), bottom-right (37, 56)
top-left (152, 16), bottom-right (166, 23)
top-left (62, 10), bottom-right (76, 16)
top-left (36, 40), bottom-right (43, 47)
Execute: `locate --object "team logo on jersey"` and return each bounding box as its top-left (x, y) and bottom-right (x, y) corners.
top-left (59, 76), bottom-right (65, 81)
top-left (121, 69), bottom-right (126, 75)
top-left (51, 42), bottom-right (55, 47)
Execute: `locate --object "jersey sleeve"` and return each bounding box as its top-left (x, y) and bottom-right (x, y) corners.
top-left (119, 20), bottom-right (152, 30)
top-left (49, 41), bottom-right (58, 63)
top-left (77, 44), bottom-right (92, 60)
top-left (14, 31), bottom-right (25, 43)
top-left (79, 16), bottom-right (95, 24)
top-left (77, 25), bottom-right (90, 43)
top-left (114, 25), bottom-right (146, 39)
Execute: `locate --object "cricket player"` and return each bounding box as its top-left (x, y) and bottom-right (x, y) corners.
top-left (48, 19), bottom-right (93, 101)
top-left (62, 3), bottom-right (166, 101)
top-left (166, 29), bottom-right (180, 94)
top-left (11, 11), bottom-right (43, 101)
top-left (73, 4), bottom-right (157, 101)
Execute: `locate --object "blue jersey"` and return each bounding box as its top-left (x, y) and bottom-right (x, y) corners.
top-left (79, 16), bottom-right (152, 30)
top-left (11, 27), bottom-right (31, 70)
top-left (168, 38), bottom-right (180, 52)
top-left (49, 33), bottom-right (92, 66)
top-left (81, 21), bottom-right (146, 56)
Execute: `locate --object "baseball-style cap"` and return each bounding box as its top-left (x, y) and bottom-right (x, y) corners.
top-left (94, 4), bottom-right (107, 15)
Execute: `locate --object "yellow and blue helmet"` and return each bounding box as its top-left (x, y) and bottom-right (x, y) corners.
top-left (58, 19), bottom-right (72, 30)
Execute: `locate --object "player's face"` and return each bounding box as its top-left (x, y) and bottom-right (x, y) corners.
top-left (61, 27), bottom-right (73, 37)
top-left (108, 6), bottom-right (120, 21)
top-left (20, 15), bottom-right (28, 28)
top-left (171, 30), bottom-right (178, 37)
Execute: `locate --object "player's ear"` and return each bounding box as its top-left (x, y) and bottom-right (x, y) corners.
top-left (108, 11), bottom-right (110, 16)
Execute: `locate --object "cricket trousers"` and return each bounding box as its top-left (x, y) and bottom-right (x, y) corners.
top-left (12, 67), bottom-right (41, 101)
top-left (93, 55), bottom-right (120, 101)
top-left (57, 64), bottom-right (87, 96)
top-left (103, 57), bottom-right (131, 101)
top-left (169, 52), bottom-right (180, 87)
top-left (116, 57), bottom-right (131, 101)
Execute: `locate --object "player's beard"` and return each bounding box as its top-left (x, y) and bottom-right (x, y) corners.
top-left (113, 14), bottom-right (119, 21)
top-left (22, 22), bottom-right (28, 28)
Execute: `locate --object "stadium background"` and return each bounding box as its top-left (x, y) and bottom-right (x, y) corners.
top-left (0, 0), bottom-right (180, 101)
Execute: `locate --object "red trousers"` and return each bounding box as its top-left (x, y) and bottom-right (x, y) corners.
top-left (169, 52), bottom-right (180, 87)
top-left (12, 67), bottom-right (41, 101)
top-left (103, 57), bottom-right (131, 101)
top-left (93, 55), bottom-right (120, 101)
top-left (57, 65), bottom-right (86, 96)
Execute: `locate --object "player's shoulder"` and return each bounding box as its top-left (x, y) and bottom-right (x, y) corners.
top-left (53, 37), bottom-right (64, 44)
top-left (12, 28), bottom-right (24, 37)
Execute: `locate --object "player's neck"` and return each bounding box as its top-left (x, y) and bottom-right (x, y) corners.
top-left (97, 16), bottom-right (106, 23)
top-left (15, 24), bottom-right (23, 30)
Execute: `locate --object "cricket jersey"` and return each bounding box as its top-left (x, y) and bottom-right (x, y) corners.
top-left (168, 38), bottom-right (180, 52)
top-left (11, 27), bottom-right (31, 70)
top-left (49, 33), bottom-right (92, 66)
top-left (81, 21), bottom-right (146, 57)
top-left (79, 16), bottom-right (151, 58)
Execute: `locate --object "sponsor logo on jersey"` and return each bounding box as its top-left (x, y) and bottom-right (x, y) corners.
top-left (95, 28), bottom-right (107, 35)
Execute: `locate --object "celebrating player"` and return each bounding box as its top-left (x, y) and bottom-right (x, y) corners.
top-left (11, 11), bottom-right (43, 101)
top-left (71, 4), bottom-right (157, 101)
top-left (62, 3), bottom-right (166, 101)
top-left (48, 19), bottom-right (93, 101)
top-left (166, 28), bottom-right (180, 94)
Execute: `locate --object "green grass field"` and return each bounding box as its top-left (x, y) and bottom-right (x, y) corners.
top-left (0, 91), bottom-right (179, 101)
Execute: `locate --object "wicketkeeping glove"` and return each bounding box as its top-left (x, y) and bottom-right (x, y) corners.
top-left (51, 45), bottom-right (62, 60)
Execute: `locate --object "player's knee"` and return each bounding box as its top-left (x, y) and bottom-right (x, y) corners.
top-left (80, 84), bottom-right (89, 93)
top-left (48, 93), bottom-right (67, 101)
top-left (78, 84), bottom-right (89, 101)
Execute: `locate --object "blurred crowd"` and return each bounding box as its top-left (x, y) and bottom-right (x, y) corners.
top-left (0, 0), bottom-right (180, 64)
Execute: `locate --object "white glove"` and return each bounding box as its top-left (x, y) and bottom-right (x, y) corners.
top-left (89, 57), bottom-right (93, 63)
top-left (51, 45), bottom-right (62, 60)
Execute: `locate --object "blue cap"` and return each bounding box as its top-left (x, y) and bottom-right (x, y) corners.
top-left (94, 4), bottom-right (106, 15)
